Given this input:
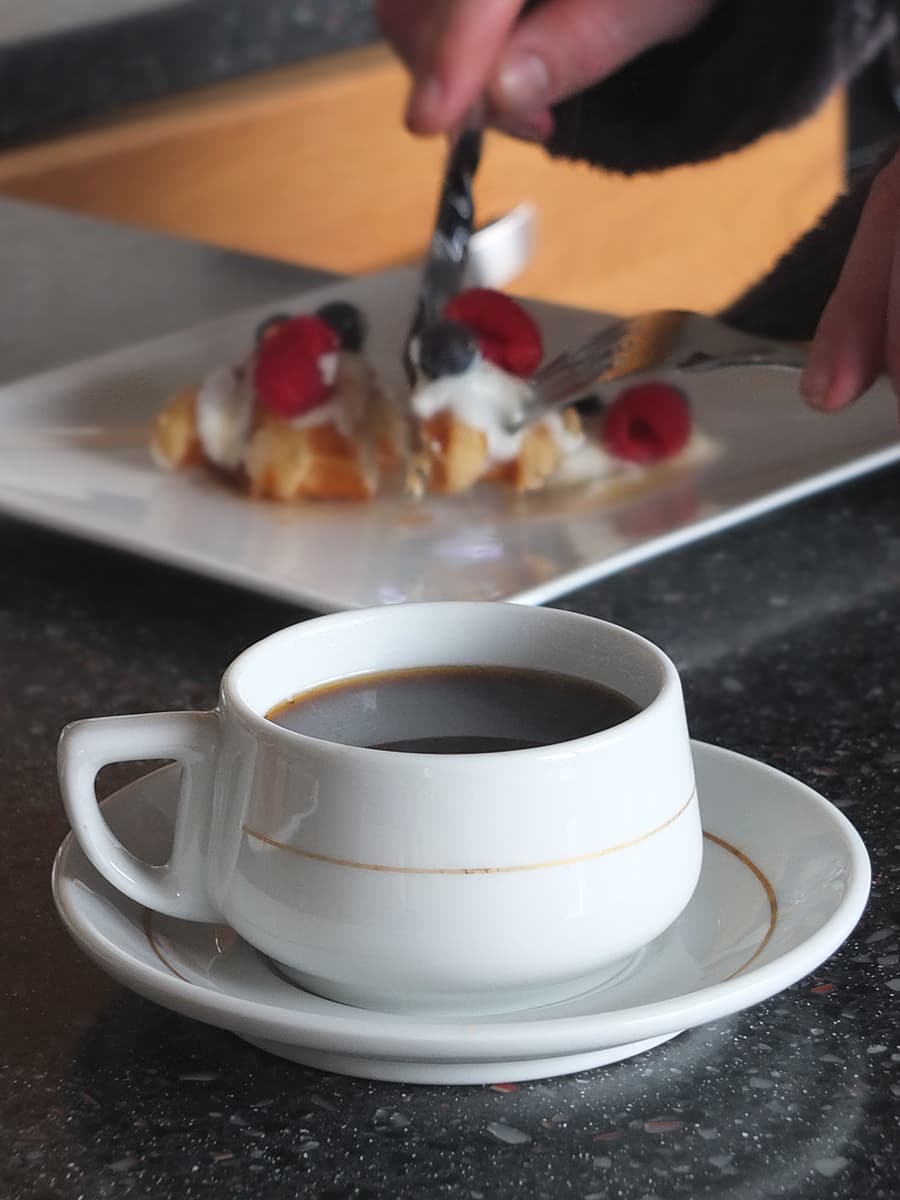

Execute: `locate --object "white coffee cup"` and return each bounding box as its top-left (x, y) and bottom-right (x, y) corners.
top-left (58, 602), bottom-right (702, 1017)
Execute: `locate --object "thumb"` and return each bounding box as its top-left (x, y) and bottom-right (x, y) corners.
top-left (489, 0), bottom-right (714, 117)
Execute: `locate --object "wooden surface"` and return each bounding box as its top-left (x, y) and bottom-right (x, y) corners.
top-left (0, 45), bottom-right (846, 315)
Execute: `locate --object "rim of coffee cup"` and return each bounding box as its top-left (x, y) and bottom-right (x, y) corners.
top-left (219, 601), bottom-right (682, 760)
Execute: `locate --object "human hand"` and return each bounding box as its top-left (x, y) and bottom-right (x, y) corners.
top-left (376, 0), bottom-right (716, 140)
top-left (801, 147), bottom-right (900, 415)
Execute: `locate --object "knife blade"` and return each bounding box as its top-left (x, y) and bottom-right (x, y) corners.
top-left (403, 126), bottom-right (483, 383)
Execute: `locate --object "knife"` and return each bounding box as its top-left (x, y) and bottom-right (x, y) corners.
top-left (403, 124), bottom-right (483, 384)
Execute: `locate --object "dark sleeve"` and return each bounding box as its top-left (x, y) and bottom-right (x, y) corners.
top-left (547, 0), bottom-right (897, 174)
top-left (719, 171), bottom-right (871, 338)
top-left (721, 135), bottom-right (900, 338)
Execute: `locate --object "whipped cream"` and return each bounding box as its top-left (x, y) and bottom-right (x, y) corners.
top-left (196, 352), bottom-right (371, 468)
top-left (319, 351), bottom-right (339, 389)
top-left (412, 356), bottom-right (584, 462)
top-left (195, 365), bottom-right (253, 470)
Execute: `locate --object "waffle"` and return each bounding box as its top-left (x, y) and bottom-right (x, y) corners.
top-left (150, 387), bottom-right (204, 470)
top-left (151, 354), bottom-right (401, 501)
top-left (413, 407), bottom-right (583, 495)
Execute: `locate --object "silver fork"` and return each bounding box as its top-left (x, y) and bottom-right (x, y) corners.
top-left (505, 309), bottom-right (809, 433)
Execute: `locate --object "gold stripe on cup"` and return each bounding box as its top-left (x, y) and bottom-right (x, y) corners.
top-left (143, 831), bottom-right (779, 986)
top-left (241, 790), bottom-right (697, 876)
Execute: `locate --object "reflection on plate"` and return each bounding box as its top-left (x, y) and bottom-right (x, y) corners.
top-left (52, 742), bottom-right (870, 1084)
top-left (2, 267), bottom-right (898, 611)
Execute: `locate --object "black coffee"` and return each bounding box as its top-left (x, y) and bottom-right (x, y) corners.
top-left (266, 665), bottom-right (640, 754)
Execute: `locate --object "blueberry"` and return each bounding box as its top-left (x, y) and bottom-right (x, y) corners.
top-left (573, 392), bottom-right (606, 416)
top-left (418, 321), bottom-right (478, 379)
top-left (254, 313), bottom-right (292, 345)
top-left (316, 301), bottom-right (366, 352)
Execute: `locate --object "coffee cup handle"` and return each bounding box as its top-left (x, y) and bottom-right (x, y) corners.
top-left (57, 711), bottom-right (220, 921)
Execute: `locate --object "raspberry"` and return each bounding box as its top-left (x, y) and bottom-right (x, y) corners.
top-left (445, 288), bottom-right (543, 377)
top-left (253, 315), bottom-right (339, 418)
top-left (601, 382), bottom-right (691, 464)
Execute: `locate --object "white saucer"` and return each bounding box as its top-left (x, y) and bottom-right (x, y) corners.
top-left (52, 741), bottom-right (870, 1085)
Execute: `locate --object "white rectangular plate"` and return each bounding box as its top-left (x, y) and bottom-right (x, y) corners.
top-left (2, 268), bottom-right (898, 611)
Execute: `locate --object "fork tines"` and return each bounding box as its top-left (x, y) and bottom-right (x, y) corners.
top-left (533, 320), bottom-right (631, 402)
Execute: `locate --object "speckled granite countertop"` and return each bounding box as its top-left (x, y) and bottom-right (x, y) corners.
top-left (0, 0), bottom-right (379, 149)
top-left (3, 198), bottom-right (900, 1200)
